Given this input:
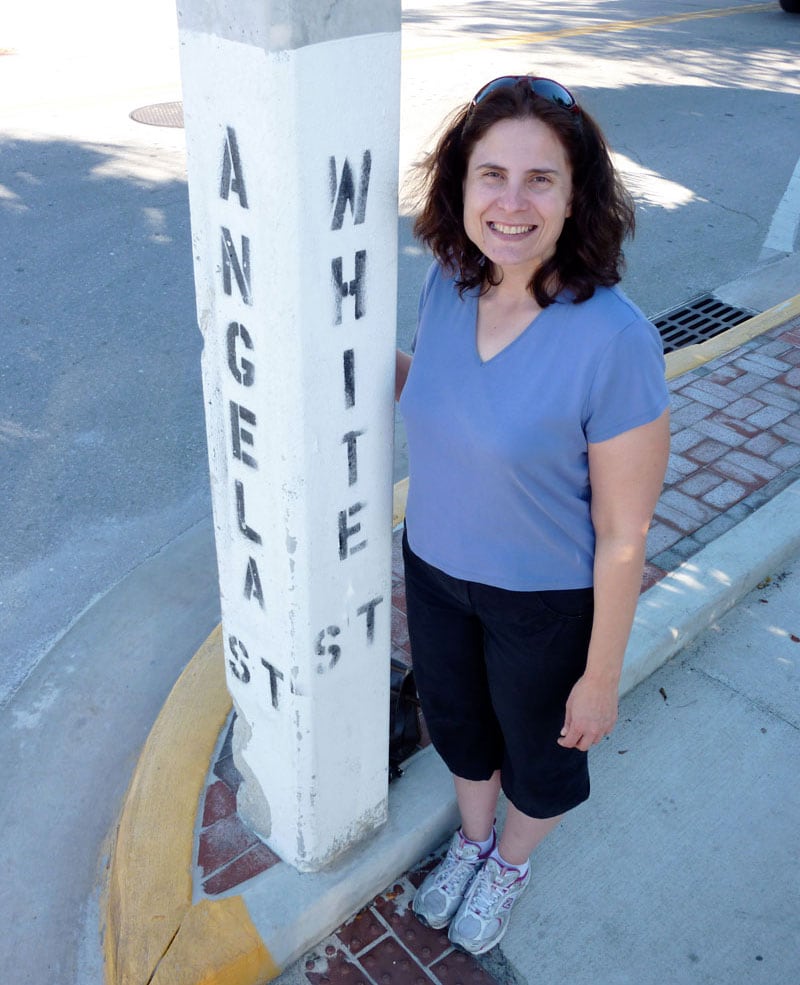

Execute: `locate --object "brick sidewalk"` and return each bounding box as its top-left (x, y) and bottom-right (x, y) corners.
top-left (649, 319), bottom-right (800, 575)
top-left (192, 316), bottom-right (800, 985)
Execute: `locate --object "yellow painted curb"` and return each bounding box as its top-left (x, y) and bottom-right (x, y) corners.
top-left (665, 294), bottom-right (800, 380)
top-left (392, 476), bottom-right (409, 528)
top-left (103, 626), bottom-right (278, 985)
top-left (150, 898), bottom-right (279, 985)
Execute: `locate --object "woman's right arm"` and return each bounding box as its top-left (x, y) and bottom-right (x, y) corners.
top-left (395, 349), bottom-right (412, 401)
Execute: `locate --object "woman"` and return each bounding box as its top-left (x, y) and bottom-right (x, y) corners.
top-left (395, 76), bottom-right (670, 955)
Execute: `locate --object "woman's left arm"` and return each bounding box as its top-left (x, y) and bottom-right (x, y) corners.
top-left (558, 408), bottom-right (670, 752)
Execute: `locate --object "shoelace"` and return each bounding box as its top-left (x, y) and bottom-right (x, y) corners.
top-left (469, 864), bottom-right (518, 915)
top-left (435, 845), bottom-right (480, 892)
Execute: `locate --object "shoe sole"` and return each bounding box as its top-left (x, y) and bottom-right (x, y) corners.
top-left (448, 933), bottom-right (502, 956)
top-left (411, 905), bottom-right (450, 931)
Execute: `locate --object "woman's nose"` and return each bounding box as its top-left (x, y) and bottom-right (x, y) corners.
top-left (497, 181), bottom-right (527, 211)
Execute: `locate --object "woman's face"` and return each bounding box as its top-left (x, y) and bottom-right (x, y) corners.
top-left (462, 116), bottom-right (573, 281)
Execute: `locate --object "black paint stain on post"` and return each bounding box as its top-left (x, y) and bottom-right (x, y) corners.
top-left (338, 502), bottom-right (367, 559)
top-left (244, 556), bottom-right (264, 608)
top-left (220, 126), bottom-right (249, 208)
top-left (331, 251), bottom-right (366, 324)
top-left (315, 626), bottom-right (342, 672)
top-left (221, 228), bottom-right (252, 305)
top-left (329, 151), bottom-right (371, 230)
top-left (227, 322), bottom-right (255, 386)
top-left (227, 635), bottom-right (252, 683)
top-left (230, 401), bottom-right (258, 469)
top-left (343, 349), bottom-right (355, 408)
top-left (342, 430), bottom-right (365, 487)
top-left (236, 481), bottom-right (262, 544)
top-left (357, 596), bottom-right (384, 644)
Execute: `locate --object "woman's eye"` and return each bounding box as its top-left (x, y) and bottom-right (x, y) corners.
top-left (529, 174), bottom-right (550, 185)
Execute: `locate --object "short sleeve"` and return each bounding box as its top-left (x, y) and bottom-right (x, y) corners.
top-left (584, 318), bottom-right (669, 443)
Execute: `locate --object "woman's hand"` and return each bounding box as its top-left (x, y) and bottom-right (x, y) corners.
top-left (557, 673), bottom-right (619, 751)
top-left (395, 350), bottom-right (412, 401)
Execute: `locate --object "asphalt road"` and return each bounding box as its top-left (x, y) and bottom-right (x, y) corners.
top-left (1, 0), bottom-right (799, 706)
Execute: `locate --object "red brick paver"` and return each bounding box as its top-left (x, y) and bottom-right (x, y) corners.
top-left (195, 724), bottom-right (280, 896)
top-left (302, 872), bottom-right (498, 985)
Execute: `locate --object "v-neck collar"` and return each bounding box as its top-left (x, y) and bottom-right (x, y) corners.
top-left (472, 291), bottom-right (553, 366)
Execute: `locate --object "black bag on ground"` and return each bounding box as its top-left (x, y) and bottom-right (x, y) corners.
top-left (389, 658), bottom-right (420, 780)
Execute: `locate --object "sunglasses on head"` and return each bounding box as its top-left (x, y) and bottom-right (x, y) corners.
top-left (471, 75), bottom-right (580, 114)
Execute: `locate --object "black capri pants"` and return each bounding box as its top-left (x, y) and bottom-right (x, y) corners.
top-left (402, 529), bottom-right (594, 819)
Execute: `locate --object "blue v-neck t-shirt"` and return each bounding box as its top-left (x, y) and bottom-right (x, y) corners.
top-left (399, 262), bottom-right (669, 591)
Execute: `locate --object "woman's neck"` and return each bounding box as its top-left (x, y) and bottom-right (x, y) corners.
top-left (486, 261), bottom-right (539, 300)
top-left (485, 266), bottom-right (537, 304)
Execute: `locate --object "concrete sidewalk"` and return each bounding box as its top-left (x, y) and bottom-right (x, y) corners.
top-left (97, 298), bottom-right (800, 985)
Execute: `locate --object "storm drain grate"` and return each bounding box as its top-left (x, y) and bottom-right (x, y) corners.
top-left (129, 101), bottom-right (184, 128)
top-left (653, 293), bottom-right (755, 354)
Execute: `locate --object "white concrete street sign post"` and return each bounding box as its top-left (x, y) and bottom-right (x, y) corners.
top-left (176, 0), bottom-right (401, 871)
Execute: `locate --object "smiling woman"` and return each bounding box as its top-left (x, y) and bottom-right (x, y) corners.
top-left (395, 75), bottom-right (670, 956)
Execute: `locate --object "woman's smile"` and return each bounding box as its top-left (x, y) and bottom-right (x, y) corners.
top-left (487, 222), bottom-right (537, 236)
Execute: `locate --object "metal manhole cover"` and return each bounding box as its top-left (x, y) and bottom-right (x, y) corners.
top-left (129, 101), bottom-right (184, 128)
top-left (653, 293), bottom-right (755, 354)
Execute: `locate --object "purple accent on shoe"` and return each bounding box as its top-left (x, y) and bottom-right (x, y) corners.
top-left (448, 857), bottom-right (532, 955)
top-left (412, 827), bottom-right (495, 930)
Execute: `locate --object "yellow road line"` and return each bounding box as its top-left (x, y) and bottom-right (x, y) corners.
top-left (403, 2), bottom-right (774, 59)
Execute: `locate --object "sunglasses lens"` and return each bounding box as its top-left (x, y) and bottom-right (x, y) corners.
top-left (472, 75), bottom-right (576, 111)
top-left (472, 76), bottom-right (522, 104)
top-left (529, 78), bottom-right (575, 109)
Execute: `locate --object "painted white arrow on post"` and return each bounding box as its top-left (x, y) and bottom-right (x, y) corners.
top-left (177, 0), bottom-right (400, 871)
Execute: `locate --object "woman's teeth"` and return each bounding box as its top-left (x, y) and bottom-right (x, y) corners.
top-left (490, 222), bottom-right (535, 234)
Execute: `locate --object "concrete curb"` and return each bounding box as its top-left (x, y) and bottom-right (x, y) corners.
top-left (101, 297), bottom-right (800, 985)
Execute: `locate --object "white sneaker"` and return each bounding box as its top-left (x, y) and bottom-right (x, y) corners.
top-left (448, 857), bottom-right (531, 954)
top-left (412, 830), bottom-right (494, 930)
